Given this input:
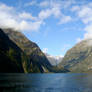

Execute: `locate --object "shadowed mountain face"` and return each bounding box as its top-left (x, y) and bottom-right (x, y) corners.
top-left (0, 29), bottom-right (25, 73)
top-left (3, 29), bottom-right (56, 73)
top-left (60, 39), bottom-right (92, 72)
top-left (0, 28), bottom-right (69, 73)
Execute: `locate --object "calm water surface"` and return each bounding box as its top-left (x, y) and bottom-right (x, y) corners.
top-left (0, 73), bottom-right (92, 92)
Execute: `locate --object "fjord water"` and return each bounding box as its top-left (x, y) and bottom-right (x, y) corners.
top-left (0, 73), bottom-right (92, 92)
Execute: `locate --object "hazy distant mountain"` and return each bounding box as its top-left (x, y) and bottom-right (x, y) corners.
top-left (44, 53), bottom-right (63, 66)
top-left (59, 39), bottom-right (92, 72)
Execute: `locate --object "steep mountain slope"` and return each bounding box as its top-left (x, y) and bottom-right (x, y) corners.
top-left (60, 39), bottom-right (92, 72)
top-left (3, 28), bottom-right (69, 73)
top-left (0, 29), bottom-right (28, 73)
top-left (44, 53), bottom-right (63, 66)
top-left (2, 29), bottom-right (51, 72)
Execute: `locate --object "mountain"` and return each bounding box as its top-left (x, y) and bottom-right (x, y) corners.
top-left (2, 28), bottom-right (69, 73)
top-left (59, 39), bottom-right (92, 72)
top-left (0, 28), bottom-right (28, 73)
top-left (2, 28), bottom-right (51, 73)
top-left (44, 53), bottom-right (63, 66)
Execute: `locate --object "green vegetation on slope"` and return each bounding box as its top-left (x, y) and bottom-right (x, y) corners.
top-left (0, 29), bottom-right (25, 73)
top-left (3, 28), bottom-right (69, 73)
top-left (60, 39), bottom-right (92, 72)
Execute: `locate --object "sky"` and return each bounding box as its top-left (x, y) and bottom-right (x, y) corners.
top-left (0, 0), bottom-right (92, 56)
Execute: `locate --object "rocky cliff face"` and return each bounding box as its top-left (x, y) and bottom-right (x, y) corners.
top-left (60, 39), bottom-right (92, 72)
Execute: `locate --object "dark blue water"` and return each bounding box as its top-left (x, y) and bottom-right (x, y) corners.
top-left (0, 73), bottom-right (92, 92)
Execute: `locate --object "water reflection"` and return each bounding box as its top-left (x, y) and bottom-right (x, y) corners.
top-left (0, 73), bottom-right (92, 92)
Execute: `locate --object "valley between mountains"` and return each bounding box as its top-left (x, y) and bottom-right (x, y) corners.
top-left (0, 28), bottom-right (68, 73)
top-left (0, 28), bottom-right (92, 73)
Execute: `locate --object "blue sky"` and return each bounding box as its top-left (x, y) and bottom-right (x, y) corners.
top-left (0, 0), bottom-right (92, 56)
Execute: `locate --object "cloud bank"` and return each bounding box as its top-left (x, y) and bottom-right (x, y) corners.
top-left (1, 0), bottom-right (92, 42)
top-left (0, 1), bottom-right (73, 32)
top-left (71, 2), bottom-right (92, 40)
top-left (0, 3), bottom-right (43, 31)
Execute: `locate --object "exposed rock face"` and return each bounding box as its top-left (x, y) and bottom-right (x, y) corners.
top-left (60, 39), bottom-right (92, 72)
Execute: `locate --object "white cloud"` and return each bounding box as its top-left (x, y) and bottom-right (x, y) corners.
top-left (59, 15), bottom-right (72, 24)
top-left (84, 24), bottom-right (92, 39)
top-left (78, 7), bottom-right (92, 24)
top-left (25, 0), bottom-right (37, 7)
top-left (25, 0), bottom-right (73, 24)
top-left (0, 1), bottom-right (72, 32)
top-left (38, 5), bottom-right (62, 20)
top-left (51, 7), bottom-right (61, 18)
top-left (0, 2), bottom-right (13, 11)
top-left (19, 20), bottom-right (43, 31)
top-left (39, 1), bottom-right (49, 7)
top-left (71, 5), bottom-right (92, 24)
top-left (76, 38), bottom-right (82, 43)
top-left (71, 3), bottom-right (92, 40)
top-left (0, 0), bottom-right (75, 32)
top-left (50, 0), bottom-right (75, 9)
top-left (24, 0), bottom-right (73, 26)
top-left (71, 6), bottom-right (80, 12)
top-left (42, 48), bottom-right (48, 53)
top-left (38, 9), bottom-right (52, 20)
top-left (61, 44), bottom-right (71, 52)
top-left (38, 7), bottom-right (61, 19)
top-left (38, 6), bottom-right (72, 24)
top-left (19, 12), bottom-right (37, 20)
top-left (0, 3), bottom-right (43, 31)
top-left (50, 1), bottom-right (72, 24)
top-left (79, 6), bottom-right (92, 39)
